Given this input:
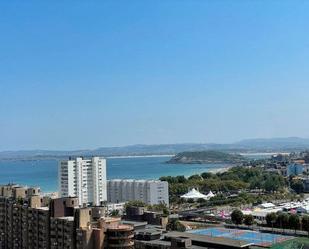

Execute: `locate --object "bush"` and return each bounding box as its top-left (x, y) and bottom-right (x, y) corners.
top-left (231, 209), bottom-right (243, 225)
top-left (302, 216), bottom-right (309, 236)
top-left (243, 214), bottom-right (254, 226)
top-left (266, 213), bottom-right (277, 227)
top-left (166, 219), bottom-right (186, 232)
top-left (289, 214), bottom-right (300, 232)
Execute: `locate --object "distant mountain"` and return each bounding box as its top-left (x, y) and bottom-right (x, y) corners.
top-left (1, 137), bottom-right (309, 160)
top-left (235, 137), bottom-right (309, 150)
top-left (0, 144), bottom-right (222, 160)
top-left (167, 151), bottom-right (245, 164)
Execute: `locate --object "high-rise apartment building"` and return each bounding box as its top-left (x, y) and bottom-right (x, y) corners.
top-left (59, 157), bottom-right (107, 206)
top-left (107, 180), bottom-right (169, 207)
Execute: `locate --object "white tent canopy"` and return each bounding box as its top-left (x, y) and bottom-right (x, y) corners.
top-left (181, 188), bottom-right (209, 200)
top-left (259, 203), bottom-right (275, 209)
top-left (206, 191), bottom-right (215, 198)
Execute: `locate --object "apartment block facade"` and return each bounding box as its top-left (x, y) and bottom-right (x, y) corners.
top-left (50, 217), bottom-right (75, 249)
top-left (107, 179), bottom-right (169, 206)
top-left (59, 157), bottom-right (107, 206)
top-left (0, 184), bottom-right (49, 249)
top-left (0, 184), bottom-right (134, 249)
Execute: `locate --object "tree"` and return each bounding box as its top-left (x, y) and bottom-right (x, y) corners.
top-left (289, 214), bottom-right (300, 233)
top-left (197, 198), bottom-right (206, 204)
top-left (110, 209), bottom-right (120, 217)
top-left (291, 180), bottom-right (304, 194)
top-left (249, 176), bottom-right (262, 189)
top-left (147, 203), bottom-right (169, 216)
top-left (188, 174), bottom-right (202, 181)
top-left (159, 176), bottom-right (176, 184)
top-left (243, 214), bottom-right (254, 226)
top-left (266, 213), bottom-right (277, 230)
top-left (166, 219), bottom-right (186, 232)
top-left (254, 197), bottom-right (263, 205)
top-left (302, 216), bottom-right (309, 236)
top-left (201, 172), bottom-right (213, 179)
top-left (231, 209), bottom-right (243, 226)
top-left (166, 164), bottom-right (288, 206)
top-left (176, 175), bottom-right (187, 184)
top-left (276, 212), bottom-right (289, 231)
top-left (187, 198), bottom-right (195, 204)
top-left (264, 176), bottom-right (278, 192)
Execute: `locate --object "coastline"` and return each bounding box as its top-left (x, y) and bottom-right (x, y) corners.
top-left (106, 154), bottom-right (174, 159)
top-left (0, 152), bottom-right (289, 162)
top-left (0, 154), bottom-right (175, 162)
top-left (240, 152), bottom-right (290, 156)
top-left (208, 166), bottom-right (232, 174)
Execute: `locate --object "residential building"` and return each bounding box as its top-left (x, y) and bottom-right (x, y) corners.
top-left (125, 206), bottom-right (168, 228)
top-left (105, 225), bottom-right (134, 249)
top-left (75, 216), bottom-right (135, 249)
top-left (287, 163), bottom-right (304, 176)
top-left (0, 184), bottom-right (49, 249)
top-left (107, 179), bottom-right (169, 206)
top-left (49, 197), bottom-right (80, 249)
top-left (59, 157), bottom-right (107, 206)
top-left (0, 184), bottom-right (135, 249)
top-left (50, 217), bottom-right (75, 249)
top-left (27, 207), bottom-right (50, 249)
top-left (50, 196), bottom-right (79, 218)
top-left (107, 202), bottom-right (126, 215)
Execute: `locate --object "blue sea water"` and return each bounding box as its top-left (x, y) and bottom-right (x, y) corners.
top-left (0, 156), bottom-right (229, 192)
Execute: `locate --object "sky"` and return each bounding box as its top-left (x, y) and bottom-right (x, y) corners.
top-left (1, 1), bottom-right (309, 151)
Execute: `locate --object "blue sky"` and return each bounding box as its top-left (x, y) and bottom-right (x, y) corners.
top-left (1, 1), bottom-right (309, 150)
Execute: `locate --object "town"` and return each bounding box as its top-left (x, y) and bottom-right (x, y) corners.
top-left (1, 151), bottom-right (309, 248)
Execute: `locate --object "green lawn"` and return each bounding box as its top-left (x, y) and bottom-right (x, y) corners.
top-left (270, 237), bottom-right (309, 249)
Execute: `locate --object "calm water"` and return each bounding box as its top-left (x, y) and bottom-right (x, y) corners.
top-left (0, 156), bottom-right (228, 192)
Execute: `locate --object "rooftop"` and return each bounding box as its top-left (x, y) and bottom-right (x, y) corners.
top-left (165, 231), bottom-right (252, 248)
top-left (122, 220), bottom-right (148, 227)
top-left (107, 224), bottom-right (134, 231)
top-left (136, 239), bottom-right (207, 249)
top-left (55, 216), bottom-right (74, 221)
top-left (35, 206), bottom-right (49, 211)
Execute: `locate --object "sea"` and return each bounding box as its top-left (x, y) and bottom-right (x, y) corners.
top-left (0, 153), bottom-right (272, 193)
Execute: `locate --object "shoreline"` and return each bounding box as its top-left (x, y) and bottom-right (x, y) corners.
top-left (0, 154), bottom-right (175, 162)
top-left (106, 154), bottom-right (174, 159)
top-left (208, 166), bottom-right (232, 174)
top-left (0, 152), bottom-right (290, 162)
top-left (240, 152), bottom-right (290, 156)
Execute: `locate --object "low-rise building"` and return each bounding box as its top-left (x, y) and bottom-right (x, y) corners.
top-left (135, 231), bottom-right (252, 249)
top-left (125, 206), bottom-right (168, 228)
top-left (107, 179), bottom-right (169, 206)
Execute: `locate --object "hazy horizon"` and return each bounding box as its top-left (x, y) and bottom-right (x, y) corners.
top-left (1, 136), bottom-right (309, 152)
top-left (1, 1), bottom-right (309, 151)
